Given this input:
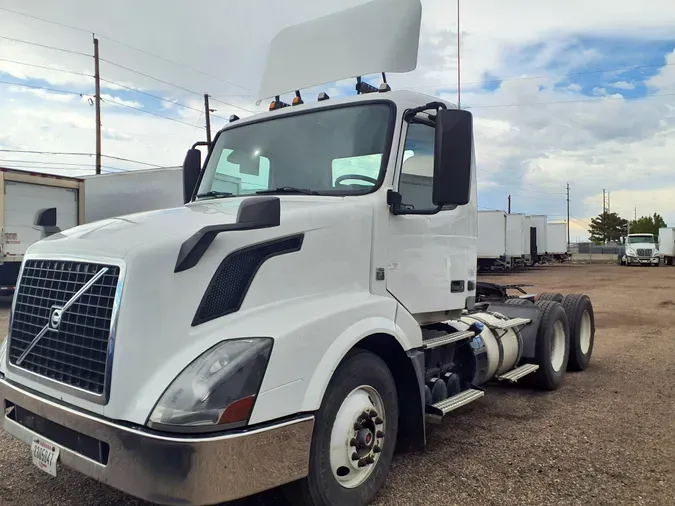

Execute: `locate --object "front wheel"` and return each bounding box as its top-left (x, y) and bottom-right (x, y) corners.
top-left (284, 350), bottom-right (399, 506)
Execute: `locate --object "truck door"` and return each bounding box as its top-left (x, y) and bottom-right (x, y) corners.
top-left (3, 181), bottom-right (79, 261)
top-left (386, 119), bottom-right (473, 316)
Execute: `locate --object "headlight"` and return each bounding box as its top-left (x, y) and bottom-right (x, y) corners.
top-left (148, 338), bottom-right (273, 432)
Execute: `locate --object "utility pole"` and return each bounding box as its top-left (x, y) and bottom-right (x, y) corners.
top-left (204, 94), bottom-right (212, 144)
top-left (566, 183), bottom-right (570, 247)
top-left (456, 0), bottom-right (461, 109)
top-left (602, 189), bottom-right (606, 243)
top-left (507, 194), bottom-right (510, 213)
top-left (93, 35), bottom-right (102, 175)
top-left (607, 191), bottom-right (610, 214)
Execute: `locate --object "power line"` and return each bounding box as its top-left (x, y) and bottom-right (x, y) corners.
top-left (0, 58), bottom-right (92, 78)
top-left (0, 35), bottom-right (90, 57)
top-left (0, 5), bottom-right (253, 94)
top-left (0, 158), bottom-right (126, 171)
top-left (0, 149), bottom-right (162, 168)
top-left (0, 79), bottom-right (91, 97)
top-left (101, 96), bottom-right (204, 128)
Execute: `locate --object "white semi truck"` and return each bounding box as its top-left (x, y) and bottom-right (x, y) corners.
top-left (0, 2), bottom-right (597, 505)
top-left (620, 233), bottom-right (660, 266)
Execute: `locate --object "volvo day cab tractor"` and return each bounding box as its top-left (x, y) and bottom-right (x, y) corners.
top-left (0, 1), bottom-right (597, 505)
top-left (620, 233), bottom-right (660, 266)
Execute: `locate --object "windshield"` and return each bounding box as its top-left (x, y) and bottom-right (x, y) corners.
top-left (627, 235), bottom-right (656, 244)
top-left (196, 103), bottom-right (393, 198)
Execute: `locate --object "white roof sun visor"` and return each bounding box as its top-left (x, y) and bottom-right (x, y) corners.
top-left (257, 0), bottom-right (423, 101)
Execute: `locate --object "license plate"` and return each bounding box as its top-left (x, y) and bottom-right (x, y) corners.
top-left (31, 436), bottom-right (60, 477)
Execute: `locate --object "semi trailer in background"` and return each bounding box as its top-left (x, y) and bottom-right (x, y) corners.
top-left (526, 214), bottom-right (547, 264)
top-left (506, 213), bottom-right (526, 268)
top-left (545, 222), bottom-right (569, 262)
top-left (659, 227), bottom-right (675, 265)
top-left (478, 210), bottom-right (508, 271)
top-left (0, 166), bottom-right (183, 293)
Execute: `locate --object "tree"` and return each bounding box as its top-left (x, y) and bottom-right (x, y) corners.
top-left (588, 212), bottom-right (628, 243)
top-left (628, 213), bottom-right (667, 236)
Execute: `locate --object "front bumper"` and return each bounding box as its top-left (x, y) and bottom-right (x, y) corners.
top-left (626, 256), bottom-right (659, 265)
top-left (0, 377), bottom-right (314, 505)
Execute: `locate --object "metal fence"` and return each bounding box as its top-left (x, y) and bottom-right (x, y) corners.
top-left (571, 242), bottom-right (624, 255)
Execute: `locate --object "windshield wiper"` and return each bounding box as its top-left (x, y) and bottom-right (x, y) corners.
top-left (256, 187), bottom-right (319, 195)
top-left (195, 190), bottom-right (235, 200)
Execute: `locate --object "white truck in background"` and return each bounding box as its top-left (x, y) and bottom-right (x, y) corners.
top-left (545, 222), bottom-right (569, 263)
top-left (478, 210), bottom-right (508, 271)
top-left (0, 2), bottom-right (597, 505)
top-left (658, 227), bottom-right (675, 265)
top-left (506, 213), bottom-right (526, 268)
top-left (0, 166), bottom-right (183, 293)
top-left (620, 233), bottom-right (660, 266)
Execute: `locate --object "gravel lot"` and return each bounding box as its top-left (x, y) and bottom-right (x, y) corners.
top-left (1, 263), bottom-right (674, 506)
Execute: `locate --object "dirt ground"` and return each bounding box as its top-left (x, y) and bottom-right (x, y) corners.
top-left (1, 263), bottom-right (674, 506)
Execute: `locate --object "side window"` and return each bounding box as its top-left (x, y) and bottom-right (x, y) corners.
top-left (398, 122), bottom-right (435, 210)
top-left (212, 149), bottom-right (271, 194)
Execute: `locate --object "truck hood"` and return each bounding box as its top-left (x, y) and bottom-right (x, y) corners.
top-left (14, 195), bottom-right (376, 422)
top-left (27, 196), bottom-right (344, 259)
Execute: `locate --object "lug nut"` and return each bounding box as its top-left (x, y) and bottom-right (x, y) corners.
top-left (350, 438), bottom-right (357, 447)
top-left (366, 455), bottom-right (375, 464)
top-left (375, 417), bottom-right (384, 425)
top-left (373, 445), bottom-right (382, 454)
top-left (351, 452), bottom-right (359, 461)
top-left (360, 411), bottom-right (369, 420)
top-left (353, 422), bottom-right (362, 430)
top-left (377, 430), bottom-right (385, 438)
top-left (358, 458), bottom-right (368, 468)
top-left (369, 409), bottom-right (378, 418)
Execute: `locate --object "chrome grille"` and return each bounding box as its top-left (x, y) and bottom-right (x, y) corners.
top-left (8, 259), bottom-right (121, 397)
top-left (636, 248), bottom-right (652, 257)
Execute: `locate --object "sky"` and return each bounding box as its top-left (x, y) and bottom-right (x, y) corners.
top-left (2, 0), bottom-right (675, 241)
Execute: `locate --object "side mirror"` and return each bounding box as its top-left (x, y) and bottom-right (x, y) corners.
top-left (432, 108), bottom-right (473, 206)
top-left (183, 148), bottom-right (202, 204)
top-left (33, 208), bottom-right (61, 238)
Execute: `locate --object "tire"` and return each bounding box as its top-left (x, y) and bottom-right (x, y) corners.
top-left (530, 300), bottom-right (570, 390)
top-left (537, 292), bottom-right (564, 303)
top-left (284, 350), bottom-right (399, 506)
top-left (504, 297), bottom-right (533, 306)
top-left (561, 294), bottom-right (595, 371)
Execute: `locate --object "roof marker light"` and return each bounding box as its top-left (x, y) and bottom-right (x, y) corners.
top-left (292, 90), bottom-right (304, 106)
top-left (229, 114), bottom-right (240, 122)
top-left (318, 92), bottom-right (330, 101)
top-left (269, 95), bottom-right (290, 111)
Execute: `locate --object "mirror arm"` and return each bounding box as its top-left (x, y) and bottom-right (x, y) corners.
top-left (403, 101), bottom-right (447, 122)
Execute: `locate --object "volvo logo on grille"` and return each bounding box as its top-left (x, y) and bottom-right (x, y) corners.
top-left (50, 307), bottom-right (63, 329)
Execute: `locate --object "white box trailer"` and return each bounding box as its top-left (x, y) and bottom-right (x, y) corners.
top-left (546, 222), bottom-right (569, 262)
top-left (506, 213), bottom-right (525, 258)
top-left (526, 214), bottom-right (547, 262)
top-left (522, 215), bottom-right (532, 263)
top-left (659, 227), bottom-right (675, 265)
top-left (0, 166), bottom-right (183, 291)
top-left (478, 210), bottom-right (508, 270)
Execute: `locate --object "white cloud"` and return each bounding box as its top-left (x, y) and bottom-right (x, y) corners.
top-left (611, 81), bottom-right (636, 89)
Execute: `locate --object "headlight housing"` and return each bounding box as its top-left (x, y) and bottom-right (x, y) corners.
top-left (148, 338), bottom-right (273, 433)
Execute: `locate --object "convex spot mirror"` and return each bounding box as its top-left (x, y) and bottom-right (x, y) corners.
top-left (432, 108), bottom-right (473, 207)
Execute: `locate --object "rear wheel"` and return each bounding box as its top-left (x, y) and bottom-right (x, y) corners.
top-left (529, 300), bottom-right (570, 390)
top-left (284, 350), bottom-right (398, 506)
top-left (561, 294), bottom-right (595, 371)
top-left (537, 292), bottom-right (564, 303)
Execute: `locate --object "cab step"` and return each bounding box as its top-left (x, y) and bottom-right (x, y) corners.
top-left (497, 363), bottom-right (539, 383)
top-left (423, 330), bottom-right (476, 350)
top-left (426, 388), bottom-right (485, 424)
